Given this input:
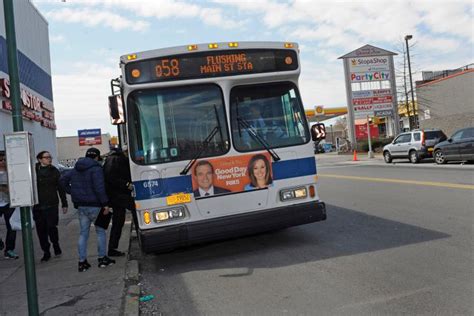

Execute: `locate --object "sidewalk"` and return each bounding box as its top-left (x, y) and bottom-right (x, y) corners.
top-left (316, 151), bottom-right (384, 163)
top-left (0, 208), bottom-right (134, 315)
top-left (315, 151), bottom-right (474, 170)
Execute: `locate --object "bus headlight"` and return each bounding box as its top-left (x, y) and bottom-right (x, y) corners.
top-left (154, 206), bottom-right (186, 222)
top-left (280, 187), bottom-right (307, 201)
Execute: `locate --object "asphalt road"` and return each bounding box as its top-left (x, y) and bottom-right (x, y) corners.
top-left (132, 161), bottom-right (473, 315)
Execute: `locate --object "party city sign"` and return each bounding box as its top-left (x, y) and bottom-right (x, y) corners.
top-left (351, 71), bottom-right (390, 82)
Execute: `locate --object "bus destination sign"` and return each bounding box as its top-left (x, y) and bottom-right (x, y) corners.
top-left (125, 49), bottom-right (298, 84)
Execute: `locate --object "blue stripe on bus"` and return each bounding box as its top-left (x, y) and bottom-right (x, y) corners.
top-left (0, 36), bottom-right (53, 101)
top-left (133, 156), bottom-right (316, 201)
top-left (272, 156), bottom-right (316, 180)
top-left (134, 175), bottom-right (193, 201)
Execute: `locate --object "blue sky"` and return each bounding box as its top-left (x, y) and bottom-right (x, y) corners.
top-left (32, 0), bottom-right (473, 137)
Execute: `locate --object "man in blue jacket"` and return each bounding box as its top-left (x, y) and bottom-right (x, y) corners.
top-left (60, 148), bottom-right (115, 272)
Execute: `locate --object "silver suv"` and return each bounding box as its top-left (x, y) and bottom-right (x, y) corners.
top-left (383, 129), bottom-right (447, 163)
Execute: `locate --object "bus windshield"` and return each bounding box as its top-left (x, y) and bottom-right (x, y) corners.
top-left (128, 84), bottom-right (229, 165)
top-left (231, 82), bottom-right (309, 152)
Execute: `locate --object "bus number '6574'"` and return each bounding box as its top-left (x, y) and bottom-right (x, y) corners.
top-left (155, 59), bottom-right (180, 78)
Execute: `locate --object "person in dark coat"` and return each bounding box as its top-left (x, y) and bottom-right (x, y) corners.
top-left (0, 150), bottom-right (18, 259)
top-left (34, 151), bottom-right (68, 262)
top-left (103, 148), bottom-right (135, 257)
top-left (60, 148), bottom-right (115, 272)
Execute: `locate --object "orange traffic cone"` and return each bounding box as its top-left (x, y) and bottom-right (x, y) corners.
top-left (353, 150), bottom-right (358, 161)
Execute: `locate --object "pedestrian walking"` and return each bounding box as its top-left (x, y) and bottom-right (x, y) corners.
top-left (0, 150), bottom-right (18, 259)
top-left (33, 151), bottom-right (68, 262)
top-left (60, 148), bottom-right (115, 272)
top-left (103, 147), bottom-right (134, 257)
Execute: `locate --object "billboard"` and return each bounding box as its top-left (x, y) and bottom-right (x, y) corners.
top-left (78, 129), bottom-right (102, 146)
top-left (191, 152), bottom-right (273, 198)
top-left (352, 89), bottom-right (393, 119)
top-left (349, 56), bottom-right (391, 83)
top-left (340, 44), bottom-right (400, 144)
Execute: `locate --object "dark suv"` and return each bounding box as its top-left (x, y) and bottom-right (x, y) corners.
top-left (383, 129), bottom-right (447, 163)
top-left (433, 127), bottom-right (474, 164)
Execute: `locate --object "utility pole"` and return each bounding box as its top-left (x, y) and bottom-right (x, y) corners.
top-left (403, 45), bottom-right (412, 130)
top-left (330, 124), bottom-right (334, 145)
top-left (405, 35), bottom-right (417, 129)
top-left (3, 1), bottom-right (39, 315)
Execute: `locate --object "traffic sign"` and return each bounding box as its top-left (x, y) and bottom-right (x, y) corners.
top-left (311, 123), bottom-right (326, 141)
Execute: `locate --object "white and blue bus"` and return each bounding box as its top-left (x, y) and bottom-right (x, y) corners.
top-left (109, 41), bottom-right (326, 252)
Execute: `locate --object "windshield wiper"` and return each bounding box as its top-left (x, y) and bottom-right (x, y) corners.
top-left (237, 117), bottom-right (281, 161)
top-left (181, 105), bottom-right (224, 175)
top-left (180, 125), bottom-right (220, 175)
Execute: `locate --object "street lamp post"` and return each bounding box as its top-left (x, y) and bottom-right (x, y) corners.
top-left (330, 124), bottom-right (334, 144)
top-left (405, 35), bottom-right (417, 129)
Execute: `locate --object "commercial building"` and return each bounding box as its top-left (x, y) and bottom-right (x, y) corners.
top-left (57, 133), bottom-right (116, 167)
top-left (0, 0), bottom-right (56, 158)
top-left (416, 64), bottom-right (474, 136)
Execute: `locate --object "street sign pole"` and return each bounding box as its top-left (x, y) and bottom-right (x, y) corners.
top-left (367, 115), bottom-right (374, 158)
top-left (3, 1), bottom-right (39, 315)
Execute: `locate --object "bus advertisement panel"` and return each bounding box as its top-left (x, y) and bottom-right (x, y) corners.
top-left (192, 152), bottom-right (273, 198)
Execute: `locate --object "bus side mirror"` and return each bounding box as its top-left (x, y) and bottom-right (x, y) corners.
top-left (311, 123), bottom-right (326, 141)
top-left (108, 95), bottom-right (126, 125)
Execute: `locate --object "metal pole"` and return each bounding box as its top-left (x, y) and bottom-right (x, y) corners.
top-left (402, 47), bottom-right (412, 130)
top-left (330, 124), bottom-right (334, 145)
top-left (3, 1), bottom-right (39, 315)
top-left (405, 35), bottom-right (417, 129)
top-left (116, 125), bottom-right (122, 148)
top-left (343, 58), bottom-right (357, 150)
top-left (367, 115), bottom-right (374, 158)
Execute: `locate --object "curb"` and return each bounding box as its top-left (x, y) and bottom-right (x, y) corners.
top-left (122, 216), bottom-right (141, 316)
top-left (123, 260), bottom-right (140, 316)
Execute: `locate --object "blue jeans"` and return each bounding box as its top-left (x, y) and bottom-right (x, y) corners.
top-left (78, 207), bottom-right (106, 262)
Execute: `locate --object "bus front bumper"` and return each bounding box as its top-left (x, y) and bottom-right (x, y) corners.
top-left (139, 200), bottom-right (326, 253)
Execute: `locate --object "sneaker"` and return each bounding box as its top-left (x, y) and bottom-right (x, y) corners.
top-left (108, 249), bottom-right (125, 257)
top-left (98, 256), bottom-right (116, 268)
top-left (0, 238), bottom-right (4, 251)
top-left (78, 260), bottom-right (91, 272)
top-left (53, 245), bottom-right (62, 257)
top-left (4, 250), bottom-right (19, 259)
top-left (40, 252), bottom-right (51, 262)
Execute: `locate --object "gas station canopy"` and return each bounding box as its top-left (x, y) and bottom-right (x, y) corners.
top-left (306, 106), bottom-right (348, 122)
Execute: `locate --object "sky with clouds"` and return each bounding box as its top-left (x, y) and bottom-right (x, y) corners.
top-left (31, 0), bottom-right (473, 137)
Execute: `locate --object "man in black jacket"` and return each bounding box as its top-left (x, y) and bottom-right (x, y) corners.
top-left (103, 148), bottom-right (134, 257)
top-left (34, 151), bottom-right (68, 262)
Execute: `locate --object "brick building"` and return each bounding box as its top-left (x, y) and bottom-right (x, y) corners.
top-left (416, 64), bottom-right (474, 136)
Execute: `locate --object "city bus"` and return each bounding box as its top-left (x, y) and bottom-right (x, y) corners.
top-left (108, 41), bottom-right (327, 253)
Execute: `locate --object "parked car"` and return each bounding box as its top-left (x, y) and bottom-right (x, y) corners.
top-left (433, 127), bottom-right (474, 164)
top-left (383, 129), bottom-right (447, 163)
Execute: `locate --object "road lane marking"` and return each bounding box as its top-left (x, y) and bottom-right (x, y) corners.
top-left (319, 174), bottom-right (474, 190)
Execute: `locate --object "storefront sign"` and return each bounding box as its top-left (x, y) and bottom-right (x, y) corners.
top-left (355, 124), bottom-right (379, 140)
top-left (0, 78), bottom-right (56, 130)
top-left (349, 56), bottom-right (390, 73)
top-left (374, 109), bottom-right (393, 117)
top-left (350, 71), bottom-right (390, 82)
top-left (78, 129), bottom-right (102, 146)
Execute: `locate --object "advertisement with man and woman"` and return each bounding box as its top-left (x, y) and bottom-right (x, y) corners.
top-left (192, 152), bottom-right (273, 198)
